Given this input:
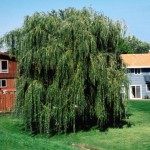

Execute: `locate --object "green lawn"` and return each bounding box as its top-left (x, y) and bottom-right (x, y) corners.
top-left (0, 100), bottom-right (150, 150)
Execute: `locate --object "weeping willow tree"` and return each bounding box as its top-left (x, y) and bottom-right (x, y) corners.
top-left (1, 8), bottom-right (128, 134)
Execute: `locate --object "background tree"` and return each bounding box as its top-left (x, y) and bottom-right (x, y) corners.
top-left (118, 35), bottom-right (150, 54)
top-left (0, 8), bottom-right (128, 135)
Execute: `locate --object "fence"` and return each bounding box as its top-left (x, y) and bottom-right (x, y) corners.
top-left (0, 94), bottom-right (15, 112)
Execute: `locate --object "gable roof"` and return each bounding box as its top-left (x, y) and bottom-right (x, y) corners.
top-left (120, 53), bottom-right (150, 68)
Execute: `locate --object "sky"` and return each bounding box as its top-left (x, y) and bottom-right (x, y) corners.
top-left (0, 0), bottom-right (150, 42)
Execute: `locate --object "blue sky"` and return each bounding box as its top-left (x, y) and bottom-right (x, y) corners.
top-left (1, 0), bottom-right (150, 42)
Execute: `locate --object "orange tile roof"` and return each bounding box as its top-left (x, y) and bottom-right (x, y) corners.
top-left (120, 53), bottom-right (150, 68)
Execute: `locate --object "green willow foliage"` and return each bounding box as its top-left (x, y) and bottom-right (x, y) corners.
top-left (1, 8), bottom-right (128, 134)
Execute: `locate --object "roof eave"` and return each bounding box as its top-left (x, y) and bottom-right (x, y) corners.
top-left (126, 66), bottom-right (150, 68)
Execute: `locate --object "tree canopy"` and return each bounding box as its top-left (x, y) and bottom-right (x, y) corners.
top-left (0, 8), bottom-right (128, 135)
top-left (118, 35), bottom-right (150, 54)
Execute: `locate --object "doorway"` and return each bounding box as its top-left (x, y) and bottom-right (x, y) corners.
top-left (130, 85), bottom-right (142, 99)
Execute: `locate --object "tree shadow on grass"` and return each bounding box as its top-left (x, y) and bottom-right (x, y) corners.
top-left (98, 113), bottom-right (134, 132)
top-left (114, 113), bottom-right (133, 129)
top-left (17, 113), bottom-right (134, 137)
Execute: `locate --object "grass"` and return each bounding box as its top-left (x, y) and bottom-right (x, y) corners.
top-left (0, 100), bottom-right (150, 150)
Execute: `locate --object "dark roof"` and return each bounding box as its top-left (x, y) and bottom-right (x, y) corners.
top-left (0, 52), bottom-right (16, 61)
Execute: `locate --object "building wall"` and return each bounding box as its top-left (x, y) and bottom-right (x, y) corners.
top-left (0, 79), bottom-right (16, 89)
top-left (0, 58), bottom-right (17, 93)
top-left (0, 60), bottom-right (17, 78)
top-left (128, 68), bottom-right (150, 99)
top-left (0, 53), bottom-right (17, 112)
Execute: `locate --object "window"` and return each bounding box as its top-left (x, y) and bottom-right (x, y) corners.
top-left (0, 60), bottom-right (8, 73)
top-left (146, 84), bottom-right (150, 92)
top-left (0, 79), bottom-right (7, 88)
top-left (130, 85), bottom-right (141, 99)
top-left (134, 68), bottom-right (141, 74)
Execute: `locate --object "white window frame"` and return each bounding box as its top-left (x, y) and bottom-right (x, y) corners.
top-left (146, 83), bottom-right (150, 92)
top-left (0, 60), bottom-right (8, 73)
top-left (0, 79), bottom-right (7, 88)
top-left (130, 85), bottom-right (142, 99)
top-left (134, 68), bottom-right (141, 75)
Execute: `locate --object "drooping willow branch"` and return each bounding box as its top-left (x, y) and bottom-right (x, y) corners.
top-left (1, 7), bottom-right (128, 135)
